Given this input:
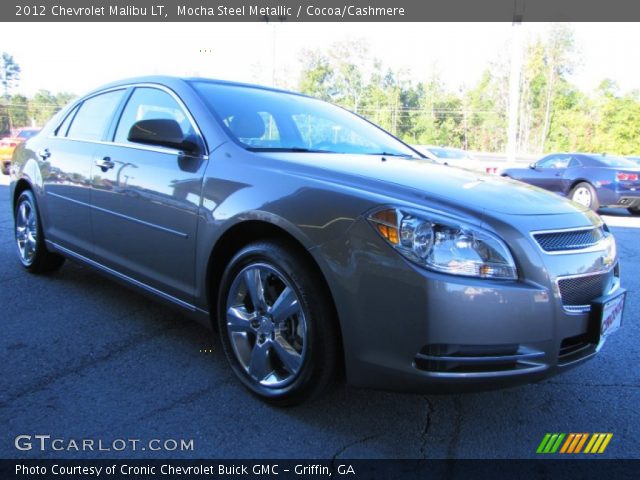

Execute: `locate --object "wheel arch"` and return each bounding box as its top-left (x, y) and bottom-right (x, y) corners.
top-left (204, 219), bottom-right (345, 376)
top-left (12, 178), bottom-right (33, 213)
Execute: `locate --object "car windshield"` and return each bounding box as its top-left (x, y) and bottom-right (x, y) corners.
top-left (428, 147), bottom-right (468, 160)
top-left (191, 81), bottom-right (416, 157)
top-left (594, 155), bottom-right (638, 168)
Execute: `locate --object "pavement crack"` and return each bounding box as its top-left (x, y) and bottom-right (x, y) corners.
top-left (331, 432), bottom-right (383, 462)
top-left (419, 395), bottom-right (435, 458)
top-left (0, 317), bottom-right (190, 408)
top-left (92, 379), bottom-right (235, 436)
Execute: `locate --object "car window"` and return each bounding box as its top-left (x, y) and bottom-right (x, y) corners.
top-left (191, 81), bottom-right (415, 157)
top-left (593, 155), bottom-right (637, 168)
top-left (568, 157), bottom-right (582, 168)
top-left (114, 87), bottom-right (195, 145)
top-left (17, 130), bottom-right (39, 140)
top-left (66, 90), bottom-right (125, 142)
top-left (537, 155), bottom-right (569, 169)
top-left (290, 113), bottom-right (378, 152)
top-left (222, 111), bottom-right (281, 148)
top-left (55, 106), bottom-right (79, 137)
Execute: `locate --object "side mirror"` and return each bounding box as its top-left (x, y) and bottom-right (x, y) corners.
top-left (128, 119), bottom-right (202, 155)
top-left (529, 163), bottom-right (537, 169)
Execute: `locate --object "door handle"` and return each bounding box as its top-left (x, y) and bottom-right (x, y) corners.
top-left (95, 157), bottom-right (115, 171)
top-left (38, 148), bottom-right (51, 159)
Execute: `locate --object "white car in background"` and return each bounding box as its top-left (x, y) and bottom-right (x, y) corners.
top-left (413, 145), bottom-right (485, 172)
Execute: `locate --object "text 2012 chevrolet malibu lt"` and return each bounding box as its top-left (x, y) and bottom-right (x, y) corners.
top-left (10, 77), bottom-right (625, 405)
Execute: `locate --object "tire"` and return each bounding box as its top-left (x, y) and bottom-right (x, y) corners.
top-left (216, 240), bottom-right (338, 406)
top-left (14, 190), bottom-right (65, 273)
top-left (569, 182), bottom-right (600, 211)
top-left (628, 206), bottom-right (640, 215)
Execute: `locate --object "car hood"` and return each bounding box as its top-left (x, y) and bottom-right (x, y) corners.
top-left (261, 153), bottom-right (589, 216)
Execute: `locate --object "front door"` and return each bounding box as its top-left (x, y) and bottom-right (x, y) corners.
top-left (90, 87), bottom-right (208, 304)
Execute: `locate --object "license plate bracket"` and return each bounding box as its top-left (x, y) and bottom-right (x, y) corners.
top-left (591, 289), bottom-right (626, 340)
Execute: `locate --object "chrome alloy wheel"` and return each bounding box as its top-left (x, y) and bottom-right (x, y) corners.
top-left (225, 263), bottom-right (307, 388)
top-left (571, 186), bottom-right (592, 207)
top-left (15, 198), bottom-right (38, 266)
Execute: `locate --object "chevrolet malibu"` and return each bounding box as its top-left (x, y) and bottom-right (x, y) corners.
top-left (10, 77), bottom-right (625, 405)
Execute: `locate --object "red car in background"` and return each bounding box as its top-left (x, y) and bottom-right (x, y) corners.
top-left (1, 128), bottom-right (41, 175)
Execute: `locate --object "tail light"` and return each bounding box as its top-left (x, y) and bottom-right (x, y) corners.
top-left (1, 141), bottom-right (17, 148)
top-left (485, 167), bottom-right (498, 175)
top-left (617, 172), bottom-right (639, 182)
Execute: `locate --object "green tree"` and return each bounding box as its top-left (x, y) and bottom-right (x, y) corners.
top-left (8, 94), bottom-right (29, 127)
top-left (29, 90), bottom-right (59, 126)
top-left (0, 52), bottom-right (21, 98)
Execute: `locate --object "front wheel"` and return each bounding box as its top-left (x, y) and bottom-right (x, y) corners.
top-left (569, 182), bottom-right (600, 210)
top-left (217, 240), bottom-right (339, 406)
top-left (14, 190), bottom-right (65, 273)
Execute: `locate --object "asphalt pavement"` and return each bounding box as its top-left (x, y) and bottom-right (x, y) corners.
top-left (1, 178), bottom-right (638, 459)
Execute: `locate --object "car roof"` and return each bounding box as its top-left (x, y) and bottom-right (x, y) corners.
top-left (84, 75), bottom-right (312, 100)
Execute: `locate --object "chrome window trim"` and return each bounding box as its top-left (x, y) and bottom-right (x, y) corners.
top-left (529, 224), bottom-right (607, 255)
top-left (48, 82), bottom-right (209, 159)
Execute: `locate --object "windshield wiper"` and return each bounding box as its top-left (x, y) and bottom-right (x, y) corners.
top-left (246, 147), bottom-right (335, 153)
top-left (363, 152), bottom-right (414, 158)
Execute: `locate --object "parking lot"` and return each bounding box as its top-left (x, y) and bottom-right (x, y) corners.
top-left (1, 175), bottom-right (639, 459)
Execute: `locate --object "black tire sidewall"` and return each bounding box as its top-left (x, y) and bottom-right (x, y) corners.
top-left (216, 241), bottom-right (335, 405)
top-left (15, 190), bottom-right (42, 269)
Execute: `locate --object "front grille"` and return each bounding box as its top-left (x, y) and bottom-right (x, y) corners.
top-left (534, 227), bottom-right (604, 252)
top-left (557, 270), bottom-right (613, 310)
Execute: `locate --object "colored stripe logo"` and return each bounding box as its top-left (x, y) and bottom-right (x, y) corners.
top-left (537, 433), bottom-right (613, 454)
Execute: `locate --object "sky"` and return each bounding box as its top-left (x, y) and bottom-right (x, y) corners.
top-left (1, 22), bottom-right (639, 97)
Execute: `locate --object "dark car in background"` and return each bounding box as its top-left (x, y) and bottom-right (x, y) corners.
top-left (502, 153), bottom-right (640, 214)
top-left (9, 77), bottom-right (625, 404)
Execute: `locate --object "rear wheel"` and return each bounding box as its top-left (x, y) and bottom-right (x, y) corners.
top-left (14, 190), bottom-right (65, 273)
top-left (569, 182), bottom-right (600, 211)
top-left (217, 240), bottom-right (338, 406)
top-left (628, 206), bottom-right (640, 215)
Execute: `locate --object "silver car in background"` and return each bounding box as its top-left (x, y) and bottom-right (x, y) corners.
top-left (10, 77), bottom-right (625, 405)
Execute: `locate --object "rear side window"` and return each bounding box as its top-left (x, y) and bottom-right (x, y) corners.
top-left (67, 90), bottom-right (125, 141)
top-left (55, 106), bottom-right (79, 137)
top-left (113, 87), bottom-right (195, 145)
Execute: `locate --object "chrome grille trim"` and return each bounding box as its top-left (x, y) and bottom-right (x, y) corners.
top-left (532, 226), bottom-right (605, 254)
top-left (555, 268), bottom-right (617, 314)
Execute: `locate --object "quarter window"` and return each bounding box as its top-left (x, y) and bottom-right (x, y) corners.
top-left (66, 90), bottom-right (125, 141)
top-left (114, 87), bottom-right (196, 145)
top-left (55, 106), bottom-right (79, 137)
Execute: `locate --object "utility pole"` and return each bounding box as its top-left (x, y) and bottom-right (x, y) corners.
top-left (506, 2), bottom-right (524, 161)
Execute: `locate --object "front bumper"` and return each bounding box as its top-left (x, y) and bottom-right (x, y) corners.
top-left (315, 215), bottom-right (621, 393)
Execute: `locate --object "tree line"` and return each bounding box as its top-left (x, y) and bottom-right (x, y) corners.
top-left (0, 52), bottom-right (76, 135)
top-left (295, 25), bottom-right (640, 156)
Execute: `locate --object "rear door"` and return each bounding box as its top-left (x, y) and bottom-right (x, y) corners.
top-left (89, 86), bottom-right (208, 304)
top-left (41, 89), bottom-right (126, 257)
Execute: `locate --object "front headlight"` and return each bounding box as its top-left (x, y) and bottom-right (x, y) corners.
top-left (368, 207), bottom-right (517, 280)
